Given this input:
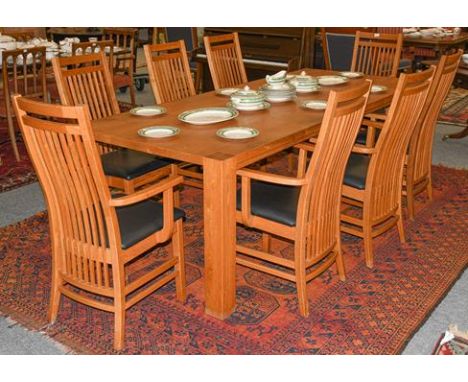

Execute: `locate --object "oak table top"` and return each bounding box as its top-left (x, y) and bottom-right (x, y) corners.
top-left (93, 68), bottom-right (398, 319)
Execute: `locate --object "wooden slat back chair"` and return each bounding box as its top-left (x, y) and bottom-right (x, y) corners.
top-left (71, 40), bottom-right (115, 74)
top-left (1, 46), bottom-right (47, 161)
top-left (144, 40), bottom-right (203, 189)
top-left (144, 40), bottom-right (196, 104)
top-left (340, 68), bottom-right (435, 268)
top-left (52, 52), bottom-right (176, 194)
top-left (351, 31), bottom-right (403, 77)
top-left (321, 28), bottom-right (357, 71)
top-left (103, 28), bottom-right (137, 106)
top-left (203, 32), bottom-right (248, 90)
top-left (236, 81), bottom-right (372, 317)
top-left (12, 95), bottom-right (186, 350)
top-left (404, 50), bottom-right (463, 219)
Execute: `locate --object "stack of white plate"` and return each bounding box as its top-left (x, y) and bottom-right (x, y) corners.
top-left (288, 71), bottom-right (320, 93)
top-left (259, 82), bottom-right (296, 102)
top-left (230, 86), bottom-right (268, 111)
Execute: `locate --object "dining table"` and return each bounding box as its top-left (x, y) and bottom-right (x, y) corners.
top-left (404, 32), bottom-right (468, 56)
top-left (92, 68), bottom-right (398, 319)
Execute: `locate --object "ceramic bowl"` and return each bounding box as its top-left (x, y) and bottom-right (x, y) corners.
top-left (230, 86), bottom-right (265, 106)
top-left (266, 70), bottom-right (287, 86)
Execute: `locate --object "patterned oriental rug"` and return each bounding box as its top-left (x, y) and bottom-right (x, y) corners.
top-left (0, 164), bottom-right (467, 354)
top-left (438, 88), bottom-right (468, 127)
top-left (0, 123), bottom-right (37, 193)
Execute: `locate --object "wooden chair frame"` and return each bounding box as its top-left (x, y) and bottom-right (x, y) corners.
top-left (203, 32), bottom-right (248, 90)
top-left (351, 31), bottom-right (403, 78)
top-left (12, 95), bottom-right (186, 350)
top-left (236, 81), bottom-right (371, 317)
top-left (1, 46), bottom-right (47, 161)
top-left (404, 50), bottom-right (463, 219)
top-left (51, 51), bottom-right (175, 193)
top-left (340, 68), bottom-right (434, 268)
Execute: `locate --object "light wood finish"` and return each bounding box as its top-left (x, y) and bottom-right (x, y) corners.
top-left (340, 68), bottom-right (435, 268)
top-left (404, 50), bottom-right (463, 219)
top-left (203, 32), bottom-right (248, 90)
top-left (12, 96), bottom-right (185, 350)
top-left (103, 28), bottom-right (137, 106)
top-left (144, 40), bottom-right (196, 104)
top-left (351, 31), bottom-right (403, 77)
top-left (237, 81), bottom-right (371, 316)
top-left (1, 46), bottom-right (47, 161)
top-left (51, 51), bottom-right (174, 193)
top-left (71, 40), bottom-right (115, 73)
top-left (92, 69), bottom-right (398, 318)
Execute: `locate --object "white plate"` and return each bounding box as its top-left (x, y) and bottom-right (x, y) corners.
top-left (264, 95), bottom-right (295, 103)
top-left (178, 107), bottom-right (239, 125)
top-left (339, 71), bottom-right (364, 79)
top-left (228, 101), bottom-right (271, 111)
top-left (301, 100), bottom-right (328, 110)
top-left (216, 87), bottom-right (241, 96)
top-left (216, 127), bottom-right (259, 140)
top-left (138, 126), bottom-right (180, 138)
top-left (371, 85), bottom-right (388, 93)
top-left (295, 86), bottom-right (320, 94)
top-left (317, 76), bottom-right (349, 86)
top-left (130, 105), bottom-right (167, 117)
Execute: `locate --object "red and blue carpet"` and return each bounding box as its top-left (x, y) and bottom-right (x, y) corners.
top-left (0, 164), bottom-right (467, 354)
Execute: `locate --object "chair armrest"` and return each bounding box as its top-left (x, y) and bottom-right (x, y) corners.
top-left (109, 175), bottom-right (183, 207)
top-left (364, 113), bottom-right (387, 122)
top-left (237, 168), bottom-right (307, 186)
top-left (294, 141), bottom-right (316, 152)
top-left (351, 144), bottom-right (375, 155)
top-left (361, 119), bottom-right (385, 129)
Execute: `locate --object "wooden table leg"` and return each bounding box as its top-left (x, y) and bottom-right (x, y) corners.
top-left (203, 155), bottom-right (237, 319)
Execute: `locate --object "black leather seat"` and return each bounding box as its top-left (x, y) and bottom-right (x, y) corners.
top-left (343, 153), bottom-right (371, 190)
top-left (101, 149), bottom-right (173, 180)
top-left (355, 127), bottom-right (382, 145)
top-left (115, 197), bottom-right (185, 249)
top-left (236, 181), bottom-right (300, 227)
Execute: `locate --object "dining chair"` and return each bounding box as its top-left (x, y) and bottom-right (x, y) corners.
top-left (103, 28), bottom-right (137, 106)
top-left (321, 28), bottom-right (357, 71)
top-left (236, 81), bottom-right (372, 317)
top-left (351, 31), bottom-right (404, 77)
top-left (143, 40), bottom-right (202, 189)
top-left (340, 67), bottom-right (434, 268)
top-left (0, 46), bottom-right (47, 161)
top-left (203, 32), bottom-right (248, 90)
top-left (12, 95), bottom-right (186, 351)
top-left (404, 50), bottom-right (463, 219)
top-left (52, 52), bottom-right (176, 194)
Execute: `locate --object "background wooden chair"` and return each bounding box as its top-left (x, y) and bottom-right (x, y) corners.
top-left (340, 68), bottom-right (434, 268)
top-left (144, 40), bottom-right (202, 189)
top-left (321, 28), bottom-right (357, 71)
top-left (103, 28), bottom-right (137, 106)
top-left (71, 39), bottom-right (115, 73)
top-left (12, 95), bottom-right (186, 350)
top-left (351, 31), bottom-right (404, 77)
top-left (404, 50), bottom-right (463, 219)
top-left (0, 46), bottom-right (47, 161)
top-left (203, 32), bottom-right (248, 90)
top-left (236, 81), bottom-right (371, 317)
top-left (52, 52), bottom-right (176, 194)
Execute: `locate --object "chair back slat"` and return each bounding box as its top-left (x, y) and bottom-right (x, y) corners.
top-left (351, 32), bottom-right (403, 77)
top-left (300, 81), bottom-right (371, 259)
top-left (203, 32), bottom-right (247, 90)
top-left (367, 68), bottom-right (434, 221)
top-left (12, 96), bottom-right (120, 291)
top-left (52, 52), bottom-right (120, 121)
top-left (408, 50), bottom-right (463, 184)
top-left (144, 40), bottom-right (196, 104)
top-left (71, 40), bottom-right (115, 74)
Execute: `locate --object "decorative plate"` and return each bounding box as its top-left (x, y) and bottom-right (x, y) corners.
top-left (371, 85), bottom-right (388, 93)
top-left (138, 126), bottom-right (180, 138)
top-left (228, 101), bottom-right (271, 111)
top-left (216, 127), bottom-right (259, 140)
top-left (301, 100), bottom-right (328, 110)
top-left (130, 105), bottom-right (167, 117)
top-left (339, 71), bottom-right (364, 79)
top-left (216, 87), bottom-right (241, 96)
top-left (178, 107), bottom-right (239, 125)
top-left (317, 75), bottom-right (349, 86)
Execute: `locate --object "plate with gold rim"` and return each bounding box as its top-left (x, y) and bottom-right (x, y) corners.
top-left (130, 105), bottom-right (167, 117)
top-left (301, 100), bottom-right (328, 110)
top-left (216, 127), bottom-right (259, 140)
top-left (371, 85), bottom-right (388, 93)
top-left (138, 126), bottom-right (180, 138)
top-left (178, 107), bottom-right (239, 125)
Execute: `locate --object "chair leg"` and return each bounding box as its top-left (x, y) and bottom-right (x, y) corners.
top-left (427, 177), bottom-right (433, 201)
top-left (173, 219), bottom-right (186, 303)
top-left (397, 214), bottom-right (406, 244)
top-left (7, 113), bottom-right (20, 161)
top-left (406, 186), bottom-right (416, 221)
top-left (363, 225), bottom-right (374, 268)
top-left (262, 233), bottom-right (271, 253)
top-left (114, 306), bottom-right (126, 351)
top-left (123, 180), bottom-right (135, 194)
top-left (129, 78), bottom-right (136, 107)
top-left (48, 269), bottom-right (62, 323)
top-left (294, 243), bottom-right (309, 317)
top-left (335, 244), bottom-right (346, 281)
